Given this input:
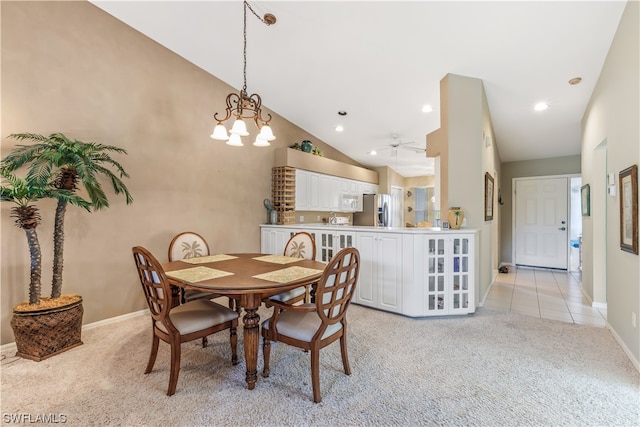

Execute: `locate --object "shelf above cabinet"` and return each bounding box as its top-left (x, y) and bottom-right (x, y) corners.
top-left (274, 148), bottom-right (378, 184)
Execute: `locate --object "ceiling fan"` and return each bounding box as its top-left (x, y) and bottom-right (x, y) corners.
top-left (370, 135), bottom-right (426, 156)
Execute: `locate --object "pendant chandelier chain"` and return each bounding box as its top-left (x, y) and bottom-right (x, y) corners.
top-left (242, 1), bottom-right (248, 94)
top-left (243, 1), bottom-right (273, 94)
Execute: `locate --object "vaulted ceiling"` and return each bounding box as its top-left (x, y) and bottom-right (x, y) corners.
top-left (91, 1), bottom-right (627, 177)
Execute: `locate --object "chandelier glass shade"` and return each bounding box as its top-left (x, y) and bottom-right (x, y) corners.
top-left (210, 2), bottom-right (276, 147)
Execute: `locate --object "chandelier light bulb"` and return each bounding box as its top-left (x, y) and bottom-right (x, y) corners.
top-left (230, 119), bottom-right (249, 136)
top-left (258, 125), bottom-right (276, 141)
top-left (253, 134), bottom-right (270, 147)
top-left (226, 133), bottom-right (244, 146)
top-left (211, 124), bottom-right (230, 141)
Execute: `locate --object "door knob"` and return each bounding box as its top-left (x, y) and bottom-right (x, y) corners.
top-left (558, 227), bottom-right (566, 231)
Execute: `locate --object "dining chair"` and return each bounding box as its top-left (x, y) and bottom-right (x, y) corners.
top-left (132, 246), bottom-right (238, 396)
top-left (265, 231), bottom-right (317, 305)
top-left (261, 247), bottom-right (360, 403)
top-left (168, 231), bottom-right (238, 306)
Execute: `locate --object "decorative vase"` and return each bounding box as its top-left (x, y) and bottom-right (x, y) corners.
top-left (301, 140), bottom-right (313, 153)
top-left (447, 207), bottom-right (464, 229)
top-left (10, 297), bottom-right (84, 361)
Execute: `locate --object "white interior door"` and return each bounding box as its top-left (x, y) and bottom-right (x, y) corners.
top-left (514, 177), bottom-right (568, 269)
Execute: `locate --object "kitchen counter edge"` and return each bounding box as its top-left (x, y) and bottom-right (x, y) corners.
top-left (259, 224), bottom-right (479, 234)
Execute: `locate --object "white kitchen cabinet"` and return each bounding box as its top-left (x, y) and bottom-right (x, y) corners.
top-left (259, 225), bottom-right (477, 318)
top-left (261, 226), bottom-right (322, 257)
top-left (319, 174), bottom-right (341, 211)
top-left (416, 234), bottom-right (475, 315)
top-left (295, 169), bottom-right (309, 210)
top-left (295, 169), bottom-right (378, 212)
top-left (316, 229), bottom-right (356, 263)
top-left (261, 227), bottom-right (292, 255)
top-left (355, 182), bottom-right (379, 211)
top-left (295, 170), bottom-right (321, 211)
top-left (354, 232), bottom-right (403, 314)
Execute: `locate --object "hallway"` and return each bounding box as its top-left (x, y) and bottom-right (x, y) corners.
top-left (484, 267), bottom-right (607, 327)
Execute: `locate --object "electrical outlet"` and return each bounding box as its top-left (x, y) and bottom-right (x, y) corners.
top-left (317, 215), bottom-right (321, 221)
top-left (300, 216), bottom-right (304, 222)
top-left (632, 312), bottom-right (637, 328)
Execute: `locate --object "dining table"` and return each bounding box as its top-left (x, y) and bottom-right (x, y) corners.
top-left (162, 252), bottom-right (326, 390)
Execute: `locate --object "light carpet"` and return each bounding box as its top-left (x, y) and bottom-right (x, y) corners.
top-left (1, 304), bottom-right (638, 426)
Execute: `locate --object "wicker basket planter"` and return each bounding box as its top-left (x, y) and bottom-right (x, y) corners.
top-left (10, 297), bottom-right (83, 361)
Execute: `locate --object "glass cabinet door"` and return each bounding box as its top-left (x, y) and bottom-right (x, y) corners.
top-left (425, 238), bottom-right (446, 313)
top-left (423, 235), bottom-right (474, 315)
top-left (451, 237), bottom-right (471, 311)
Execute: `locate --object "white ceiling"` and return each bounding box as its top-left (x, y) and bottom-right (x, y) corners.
top-left (91, 1), bottom-right (626, 177)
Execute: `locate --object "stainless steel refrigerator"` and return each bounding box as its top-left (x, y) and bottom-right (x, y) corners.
top-left (353, 194), bottom-right (392, 227)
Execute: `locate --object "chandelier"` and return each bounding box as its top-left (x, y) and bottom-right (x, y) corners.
top-left (210, 1), bottom-right (277, 147)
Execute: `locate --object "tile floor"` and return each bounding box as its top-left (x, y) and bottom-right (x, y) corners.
top-left (484, 266), bottom-right (607, 327)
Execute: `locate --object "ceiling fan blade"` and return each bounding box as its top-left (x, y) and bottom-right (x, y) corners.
top-left (400, 146), bottom-right (426, 153)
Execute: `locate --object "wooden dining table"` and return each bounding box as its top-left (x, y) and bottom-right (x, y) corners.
top-left (162, 253), bottom-right (325, 390)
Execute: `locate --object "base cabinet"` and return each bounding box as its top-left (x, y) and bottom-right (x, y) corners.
top-left (354, 232), bottom-right (403, 313)
top-left (260, 225), bottom-right (476, 317)
top-left (261, 228), bottom-right (287, 255)
top-left (316, 230), bottom-right (355, 263)
top-left (415, 234), bottom-right (475, 316)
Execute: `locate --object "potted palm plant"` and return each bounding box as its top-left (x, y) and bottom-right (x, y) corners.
top-left (1, 132), bottom-right (133, 361)
top-left (1, 168), bottom-right (90, 360)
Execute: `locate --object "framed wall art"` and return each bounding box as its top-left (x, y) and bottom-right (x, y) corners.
top-left (619, 164), bottom-right (638, 254)
top-left (484, 172), bottom-right (494, 221)
top-left (581, 184), bottom-right (590, 217)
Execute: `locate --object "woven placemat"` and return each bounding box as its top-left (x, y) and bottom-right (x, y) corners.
top-left (253, 255), bottom-right (303, 265)
top-left (166, 266), bottom-right (233, 282)
top-left (181, 254), bottom-right (238, 264)
top-left (253, 266), bottom-right (323, 283)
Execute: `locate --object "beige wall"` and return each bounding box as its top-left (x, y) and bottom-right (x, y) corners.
top-left (0, 1), bottom-right (356, 344)
top-left (431, 74), bottom-right (501, 304)
top-left (581, 0), bottom-right (639, 365)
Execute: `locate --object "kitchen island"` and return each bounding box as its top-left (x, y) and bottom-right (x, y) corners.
top-left (260, 224), bottom-right (479, 317)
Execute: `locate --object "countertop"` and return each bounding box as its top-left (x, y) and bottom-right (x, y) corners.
top-left (260, 223), bottom-right (479, 234)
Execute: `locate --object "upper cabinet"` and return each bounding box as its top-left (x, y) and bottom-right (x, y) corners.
top-left (276, 148), bottom-right (379, 213)
top-left (295, 169), bottom-right (378, 212)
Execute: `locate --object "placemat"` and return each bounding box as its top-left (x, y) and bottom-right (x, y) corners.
top-left (181, 254), bottom-right (238, 264)
top-left (166, 266), bottom-right (233, 282)
top-left (253, 266), bottom-right (323, 283)
top-left (253, 255), bottom-right (303, 265)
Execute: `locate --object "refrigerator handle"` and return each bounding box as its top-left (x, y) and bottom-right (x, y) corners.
top-left (383, 201), bottom-right (389, 227)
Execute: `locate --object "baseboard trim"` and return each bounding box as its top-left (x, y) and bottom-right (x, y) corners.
top-left (1, 309), bottom-right (149, 354)
top-left (606, 321), bottom-right (640, 373)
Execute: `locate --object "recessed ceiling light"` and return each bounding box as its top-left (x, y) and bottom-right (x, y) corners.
top-left (338, 111), bottom-right (347, 116)
top-left (534, 102), bottom-right (549, 111)
top-left (335, 125), bottom-right (344, 132)
top-left (369, 150), bottom-right (377, 156)
top-left (568, 77), bottom-right (582, 85)
top-left (421, 104), bottom-right (433, 113)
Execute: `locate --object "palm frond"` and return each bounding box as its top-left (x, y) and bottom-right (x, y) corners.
top-left (45, 188), bottom-right (91, 212)
top-left (1, 143), bottom-right (48, 172)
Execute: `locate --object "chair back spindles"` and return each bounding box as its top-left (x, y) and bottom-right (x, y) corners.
top-left (133, 247), bottom-right (171, 323)
top-left (315, 248), bottom-right (359, 326)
